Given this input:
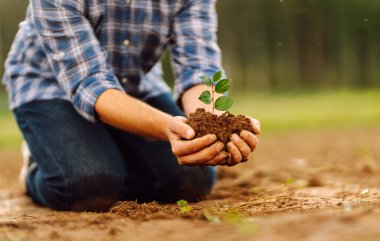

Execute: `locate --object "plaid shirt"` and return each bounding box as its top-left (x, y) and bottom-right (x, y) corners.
top-left (2, 0), bottom-right (222, 122)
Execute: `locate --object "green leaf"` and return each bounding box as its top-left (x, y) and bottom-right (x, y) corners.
top-left (213, 71), bottom-right (222, 82)
top-left (215, 79), bottom-right (230, 93)
top-left (180, 206), bottom-right (193, 213)
top-left (199, 90), bottom-right (212, 104)
top-left (177, 199), bottom-right (188, 206)
top-left (200, 75), bottom-right (212, 87)
top-left (215, 96), bottom-right (233, 111)
top-left (177, 199), bottom-right (192, 213)
top-left (203, 211), bottom-right (221, 223)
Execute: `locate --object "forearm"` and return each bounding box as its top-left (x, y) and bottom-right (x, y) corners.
top-left (95, 89), bottom-right (172, 141)
top-left (181, 84), bottom-right (224, 116)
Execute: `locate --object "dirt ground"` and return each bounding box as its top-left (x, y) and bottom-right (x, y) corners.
top-left (1, 127), bottom-right (380, 241)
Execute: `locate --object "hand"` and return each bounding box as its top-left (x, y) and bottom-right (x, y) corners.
top-left (167, 116), bottom-right (229, 166)
top-left (225, 117), bottom-right (260, 166)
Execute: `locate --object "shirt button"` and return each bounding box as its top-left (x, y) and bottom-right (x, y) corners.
top-left (123, 39), bottom-right (130, 46)
top-left (121, 77), bottom-right (128, 84)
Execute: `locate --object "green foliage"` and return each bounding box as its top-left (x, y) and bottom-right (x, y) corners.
top-left (3, 1), bottom-right (380, 90)
top-left (203, 208), bottom-right (257, 236)
top-left (224, 210), bottom-right (257, 236)
top-left (215, 96), bottom-right (233, 111)
top-left (177, 199), bottom-right (192, 213)
top-left (198, 90), bottom-right (211, 104)
top-left (200, 76), bottom-right (212, 87)
top-left (199, 70), bottom-right (233, 113)
top-left (215, 79), bottom-right (230, 94)
top-left (203, 211), bottom-right (221, 223)
top-left (213, 71), bottom-right (222, 83)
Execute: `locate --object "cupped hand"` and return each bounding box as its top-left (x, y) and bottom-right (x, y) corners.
top-left (167, 116), bottom-right (228, 166)
top-left (225, 117), bottom-right (260, 166)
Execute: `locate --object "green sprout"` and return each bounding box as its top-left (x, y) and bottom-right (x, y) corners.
top-left (177, 199), bottom-right (193, 213)
top-left (199, 71), bottom-right (233, 114)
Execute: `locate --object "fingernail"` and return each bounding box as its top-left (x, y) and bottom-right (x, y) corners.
top-left (231, 134), bottom-right (239, 142)
top-left (227, 142), bottom-right (234, 149)
top-left (209, 134), bottom-right (217, 142)
top-left (186, 129), bottom-right (194, 139)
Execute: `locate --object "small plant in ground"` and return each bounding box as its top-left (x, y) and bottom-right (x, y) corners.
top-left (199, 71), bottom-right (233, 114)
top-left (177, 199), bottom-right (192, 213)
top-left (203, 207), bottom-right (258, 236)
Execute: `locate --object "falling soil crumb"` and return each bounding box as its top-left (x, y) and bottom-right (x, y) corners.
top-left (186, 108), bottom-right (254, 146)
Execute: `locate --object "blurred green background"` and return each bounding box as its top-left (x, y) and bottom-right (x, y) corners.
top-left (1, 0), bottom-right (380, 150)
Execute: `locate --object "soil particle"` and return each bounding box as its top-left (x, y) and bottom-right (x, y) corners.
top-left (186, 108), bottom-right (254, 147)
top-left (308, 177), bottom-right (323, 187)
top-left (49, 231), bottom-right (61, 239)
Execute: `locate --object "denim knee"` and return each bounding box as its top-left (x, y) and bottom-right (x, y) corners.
top-left (32, 171), bottom-right (127, 212)
top-left (69, 172), bottom-right (127, 212)
top-left (184, 166), bottom-right (217, 201)
top-left (156, 166), bottom-right (217, 203)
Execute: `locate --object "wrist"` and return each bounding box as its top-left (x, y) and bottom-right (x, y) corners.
top-left (159, 114), bottom-right (174, 141)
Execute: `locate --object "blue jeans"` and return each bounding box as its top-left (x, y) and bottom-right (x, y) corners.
top-left (14, 94), bottom-right (216, 212)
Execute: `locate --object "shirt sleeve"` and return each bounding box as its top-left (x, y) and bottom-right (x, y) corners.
top-left (170, 0), bottom-right (224, 103)
top-left (30, 0), bottom-right (124, 122)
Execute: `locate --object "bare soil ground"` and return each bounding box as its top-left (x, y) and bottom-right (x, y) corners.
top-left (1, 127), bottom-right (380, 241)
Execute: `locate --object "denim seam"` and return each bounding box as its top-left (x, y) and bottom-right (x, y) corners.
top-left (17, 107), bottom-right (71, 207)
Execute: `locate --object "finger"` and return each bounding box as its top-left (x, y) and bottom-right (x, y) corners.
top-left (178, 142), bottom-right (224, 166)
top-left (240, 130), bottom-right (258, 152)
top-left (231, 134), bottom-right (251, 160)
top-left (169, 116), bottom-right (195, 140)
top-left (227, 142), bottom-right (242, 165)
top-left (249, 117), bottom-right (261, 135)
top-left (219, 153), bottom-right (238, 166)
top-left (205, 151), bottom-right (229, 166)
top-left (171, 134), bottom-right (217, 157)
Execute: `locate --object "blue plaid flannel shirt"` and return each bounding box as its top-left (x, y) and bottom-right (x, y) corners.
top-left (2, 0), bottom-right (223, 122)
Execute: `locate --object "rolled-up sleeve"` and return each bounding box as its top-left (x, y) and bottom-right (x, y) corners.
top-left (30, 0), bottom-right (124, 122)
top-left (171, 0), bottom-right (223, 102)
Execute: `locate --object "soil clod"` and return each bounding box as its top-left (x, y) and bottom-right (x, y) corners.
top-left (186, 108), bottom-right (254, 147)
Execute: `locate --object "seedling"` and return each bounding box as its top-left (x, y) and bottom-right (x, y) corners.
top-left (177, 199), bottom-right (192, 213)
top-left (199, 71), bottom-right (233, 114)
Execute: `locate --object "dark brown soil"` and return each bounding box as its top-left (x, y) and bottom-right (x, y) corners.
top-left (109, 201), bottom-right (204, 220)
top-left (110, 201), bottom-right (174, 220)
top-left (186, 108), bottom-right (254, 146)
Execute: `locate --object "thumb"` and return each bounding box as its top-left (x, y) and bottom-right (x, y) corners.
top-left (170, 116), bottom-right (195, 140)
top-left (249, 117), bottom-right (261, 135)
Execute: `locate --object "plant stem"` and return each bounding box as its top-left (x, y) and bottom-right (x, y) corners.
top-left (211, 85), bottom-right (215, 114)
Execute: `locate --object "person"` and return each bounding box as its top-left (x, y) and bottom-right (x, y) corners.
top-left (2, 0), bottom-right (260, 212)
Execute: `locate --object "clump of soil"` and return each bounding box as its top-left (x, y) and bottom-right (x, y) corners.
top-left (186, 108), bottom-right (254, 146)
top-left (109, 201), bottom-right (204, 220)
top-left (110, 201), bottom-right (171, 220)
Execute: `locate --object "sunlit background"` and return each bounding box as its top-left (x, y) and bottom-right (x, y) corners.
top-left (1, 0), bottom-right (380, 150)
